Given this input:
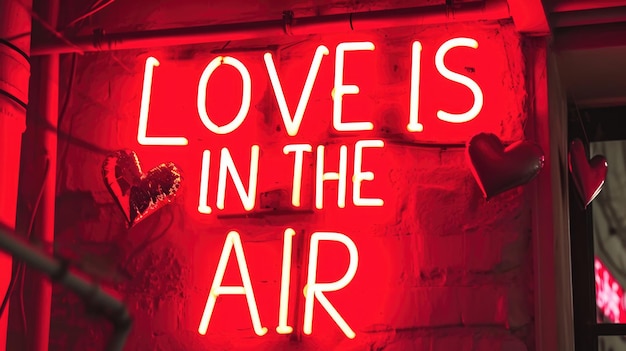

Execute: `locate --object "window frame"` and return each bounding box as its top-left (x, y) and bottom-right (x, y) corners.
top-left (569, 105), bottom-right (626, 351)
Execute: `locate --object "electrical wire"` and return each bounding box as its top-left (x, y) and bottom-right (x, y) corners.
top-left (20, 158), bottom-right (50, 335)
top-left (0, 13), bottom-right (77, 324)
top-left (0, 159), bottom-right (49, 321)
top-left (64, 0), bottom-right (115, 29)
top-left (56, 52), bottom-right (78, 194)
top-left (12, 0), bottom-right (84, 55)
top-left (57, 53), bottom-right (77, 138)
top-left (0, 1), bottom-right (101, 326)
top-left (0, 261), bottom-right (18, 318)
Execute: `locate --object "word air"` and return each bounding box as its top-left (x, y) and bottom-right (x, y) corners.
top-left (198, 229), bottom-right (359, 338)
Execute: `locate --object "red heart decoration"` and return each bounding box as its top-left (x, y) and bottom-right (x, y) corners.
top-left (102, 150), bottom-right (182, 227)
top-left (568, 138), bottom-right (607, 208)
top-left (466, 133), bottom-right (545, 200)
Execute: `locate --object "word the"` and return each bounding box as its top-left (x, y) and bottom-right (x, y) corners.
top-left (197, 140), bottom-right (384, 214)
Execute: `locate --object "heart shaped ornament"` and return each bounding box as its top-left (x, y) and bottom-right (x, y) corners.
top-left (102, 150), bottom-right (182, 227)
top-left (568, 138), bottom-right (607, 208)
top-left (466, 133), bottom-right (545, 200)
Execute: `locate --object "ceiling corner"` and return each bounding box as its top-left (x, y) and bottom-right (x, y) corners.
top-left (506, 0), bottom-right (551, 35)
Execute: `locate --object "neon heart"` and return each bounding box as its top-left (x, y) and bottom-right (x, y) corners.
top-left (568, 138), bottom-right (607, 208)
top-left (102, 150), bottom-right (182, 227)
top-left (466, 133), bottom-right (544, 200)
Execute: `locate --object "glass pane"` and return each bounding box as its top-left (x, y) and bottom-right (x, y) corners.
top-left (599, 336), bottom-right (626, 351)
top-left (592, 140), bottom-right (626, 324)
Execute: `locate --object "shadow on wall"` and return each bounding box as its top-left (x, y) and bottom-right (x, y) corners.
top-left (55, 190), bottom-right (100, 233)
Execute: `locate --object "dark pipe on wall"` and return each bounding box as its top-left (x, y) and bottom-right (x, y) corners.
top-left (31, 0), bottom-right (511, 55)
top-left (28, 0), bottom-right (60, 348)
top-left (0, 0), bottom-right (32, 348)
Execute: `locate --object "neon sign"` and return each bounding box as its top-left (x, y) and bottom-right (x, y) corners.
top-left (137, 38), bottom-right (484, 144)
top-left (132, 36), bottom-right (505, 339)
top-left (138, 38), bottom-right (484, 213)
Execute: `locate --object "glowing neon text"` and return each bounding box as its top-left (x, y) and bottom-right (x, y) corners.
top-left (198, 229), bottom-right (359, 338)
top-left (198, 140), bottom-right (384, 214)
top-left (137, 37), bottom-right (483, 144)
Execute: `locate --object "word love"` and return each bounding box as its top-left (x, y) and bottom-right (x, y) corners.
top-left (137, 37), bottom-right (483, 145)
top-left (198, 229), bottom-right (359, 338)
top-left (197, 140), bottom-right (384, 215)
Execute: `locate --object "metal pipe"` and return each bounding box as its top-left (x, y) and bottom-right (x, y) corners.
top-left (554, 21), bottom-right (626, 50)
top-left (31, 0), bottom-right (510, 55)
top-left (28, 0), bottom-right (59, 349)
top-left (551, 0), bottom-right (626, 13)
top-left (0, 226), bottom-right (131, 351)
top-left (551, 5), bottom-right (626, 28)
top-left (29, 58), bottom-right (58, 351)
top-left (0, 0), bottom-right (32, 349)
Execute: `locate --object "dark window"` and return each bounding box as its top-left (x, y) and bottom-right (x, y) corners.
top-left (570, 106), bottom-right (626, 351)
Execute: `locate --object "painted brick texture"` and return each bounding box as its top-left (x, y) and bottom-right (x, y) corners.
top-left (14, 2), bottom-right (536, 350)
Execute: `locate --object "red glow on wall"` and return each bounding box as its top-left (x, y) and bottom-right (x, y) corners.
top-left (137, 36), bottom-right (516, 148)
top-left (133, 31), bottom-right (524, 218)
top-left (115, 24), bottom-right (527, 343)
